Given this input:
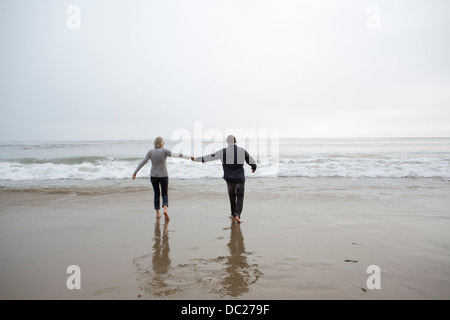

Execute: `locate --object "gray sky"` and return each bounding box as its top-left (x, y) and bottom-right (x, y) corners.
top-left (1, 0), bottom-right (449, 141)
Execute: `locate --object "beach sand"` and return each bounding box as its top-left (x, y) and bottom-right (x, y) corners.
top-left (1, 177), bottom-right (450, 299)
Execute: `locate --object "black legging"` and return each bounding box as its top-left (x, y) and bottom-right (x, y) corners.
top-left (227, 181), bottom-right (245, 217)
top-left (150, 176), bottom-right (168, 210)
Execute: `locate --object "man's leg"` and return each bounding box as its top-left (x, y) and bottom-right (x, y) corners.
top-left (235, 182), bottom-right (245, 217)
top-left (227, 181), bottom-right (237, 217)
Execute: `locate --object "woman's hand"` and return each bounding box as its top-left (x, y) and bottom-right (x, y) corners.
top-left (190, 157), bottom-right (195, 161)
top-left (132, 174), bottom-right (136, 180)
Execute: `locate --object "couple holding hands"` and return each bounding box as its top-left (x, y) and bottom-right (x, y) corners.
top-left (132, 135), bottom-right (257, 223)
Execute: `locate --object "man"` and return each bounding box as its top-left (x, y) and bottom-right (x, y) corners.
top-left (191, 135), bottom-right (257, 223)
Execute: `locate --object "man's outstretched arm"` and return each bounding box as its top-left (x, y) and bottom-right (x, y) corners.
top-left (191, 149), bottom-right (224, 163)
top-left (245, 150), bottom-right (257, 173)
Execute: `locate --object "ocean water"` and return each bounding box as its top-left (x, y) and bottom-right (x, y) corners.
top-left (0, 138), bottom-right (449, 189)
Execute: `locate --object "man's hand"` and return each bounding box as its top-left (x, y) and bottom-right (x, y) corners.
top-left (252, 169), bottom-right (256, 173)
top-left (132, 174), bottom-right (136, 180)
top-left (190, 156), bottom-right (195, 161)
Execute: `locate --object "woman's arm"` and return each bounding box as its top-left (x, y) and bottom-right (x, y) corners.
top-left (166, 149), bottom-right (191, 160)
top-left (132, 150), bottom-right (151, 179)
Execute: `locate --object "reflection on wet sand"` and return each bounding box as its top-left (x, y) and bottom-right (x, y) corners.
top-left (221, 221), bottom-right (259, 297)
top-left (133, 219), bottom-right (175, 297)
top-left (133, 220), bottom-right (262, 298)
top-left (152, 219), bottom-right (171, 275)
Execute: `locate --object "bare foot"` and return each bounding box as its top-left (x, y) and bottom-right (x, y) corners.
top-left (163, 206), bottom-right (170, 220)
top-left (156, 210), bottom-right (161, 219)
top-left (234, 215), bottom-right (243, 224)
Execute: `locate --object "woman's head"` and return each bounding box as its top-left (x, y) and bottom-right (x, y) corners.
top-left (154, 136), bottom-right (164, 148)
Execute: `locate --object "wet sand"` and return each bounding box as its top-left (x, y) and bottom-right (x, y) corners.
top-left (1, 178), bottom-right (450, 299)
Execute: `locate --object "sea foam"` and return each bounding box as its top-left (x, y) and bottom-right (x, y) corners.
top-left (0, 155), bottom-right (449, 181)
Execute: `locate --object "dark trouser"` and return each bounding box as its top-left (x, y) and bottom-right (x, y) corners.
top-left (227, 181), bottom-right (245, 217)
top-left (150, 176), bottom-right (168, 210)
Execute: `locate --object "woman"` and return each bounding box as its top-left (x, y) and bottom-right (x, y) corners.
top-left (132, 137), bottom-right (190, 220)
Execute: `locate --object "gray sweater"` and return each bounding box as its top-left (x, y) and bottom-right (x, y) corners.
top-left (134, 148), bottom-right (189, 177)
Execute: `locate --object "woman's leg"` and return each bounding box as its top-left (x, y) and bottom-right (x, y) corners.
top-left (160, 177), bottom-right (169, 220)
top-left (150, 177), bottom-right (161, 217)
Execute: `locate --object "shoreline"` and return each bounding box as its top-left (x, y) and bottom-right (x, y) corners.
top-left (1, 177), bottom-right (450, 299)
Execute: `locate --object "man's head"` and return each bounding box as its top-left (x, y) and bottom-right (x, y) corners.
top-left (226, 135), bottom-right (236, 146)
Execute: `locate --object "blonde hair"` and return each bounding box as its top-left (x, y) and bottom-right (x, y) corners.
top-left (154, 136), bottom-right (164, 148)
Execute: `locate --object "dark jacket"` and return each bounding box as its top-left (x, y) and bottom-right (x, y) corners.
top-left (196, 145), bottom-right (257, 183)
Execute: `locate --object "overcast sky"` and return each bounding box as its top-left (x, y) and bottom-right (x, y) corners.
top-left (1, 0), bottom-right (449, 141)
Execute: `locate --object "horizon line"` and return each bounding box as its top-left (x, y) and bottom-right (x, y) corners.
top-left (1, 136), bottom-right (450, 143)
